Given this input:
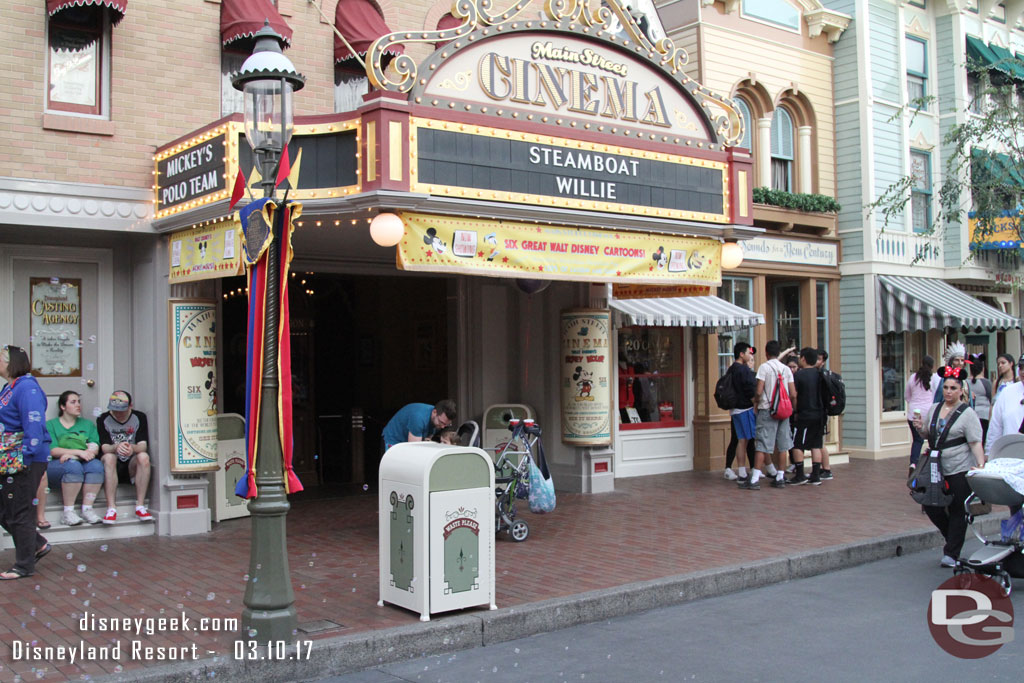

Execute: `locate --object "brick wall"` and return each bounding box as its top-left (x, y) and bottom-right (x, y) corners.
top-left (1, 0), bottom-right (505, 190)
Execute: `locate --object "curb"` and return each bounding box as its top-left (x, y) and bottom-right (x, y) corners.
top-left (104, 518), bottom-right (1002, 682)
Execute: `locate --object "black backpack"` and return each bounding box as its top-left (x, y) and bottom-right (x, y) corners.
top-left (714, 366), bottom-right (741, 410)
top-left (819, 369), bottom-right (846, 416)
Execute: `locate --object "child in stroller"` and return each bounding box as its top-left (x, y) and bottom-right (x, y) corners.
top-left (959, 433), bottom-right (1024, 594)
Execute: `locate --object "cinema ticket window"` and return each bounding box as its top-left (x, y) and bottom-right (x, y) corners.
top-left (617, 327), bottom-right (684, 429)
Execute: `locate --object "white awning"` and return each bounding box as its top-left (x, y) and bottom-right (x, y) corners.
top-left (876, 275), bottom-right (1021, 334)
top-left (610, 295), bottom-right (764, 331)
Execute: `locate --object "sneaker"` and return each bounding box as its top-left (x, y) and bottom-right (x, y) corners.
top-left (770, 478), bottom-right (787, 488)
top-left (735, 475), bottom-right (750, 486)
top-left (724, 468), bottom-right (738, 481)
top-left (820, 469), bottom-right (834, 480)
top-left (940, 555), bottom-right (957, 568)
top-left (737, 479), bottom-right (761, 490)
top-left (80, 508), bottom-right (102, 525)
top-left (908, 464), bottom-right (916, 478)
top-left (807, 473), bottom-right (822, 486)
top-left (61, 509), bottom-right (83, 526)
top-left (102, 509), bottom-right (118, 525)
top-left (788, 473), bottom-right (809, 486)
top-left (135, 507), bottom-right (154, 522)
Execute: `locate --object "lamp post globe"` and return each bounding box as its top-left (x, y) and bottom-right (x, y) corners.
top-left (231, 21), bottom-right (305, 646)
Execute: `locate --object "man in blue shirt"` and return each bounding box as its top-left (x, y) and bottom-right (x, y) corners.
top-left (382, 399), bottom-right (456, 451)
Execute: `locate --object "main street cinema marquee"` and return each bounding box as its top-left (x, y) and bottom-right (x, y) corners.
top-left (153, 0), bottom-right (755, 288)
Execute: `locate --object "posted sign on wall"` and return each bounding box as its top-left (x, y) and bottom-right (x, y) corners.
top-left (29, 277), bottom-right (82, 377)
top-left (168, 300), bottom-right (219, 473)
top-left (560, 309), bottom-right (612, 446)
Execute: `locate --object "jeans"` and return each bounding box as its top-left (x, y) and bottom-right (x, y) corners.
top-left (907, 420), bottom-right (925, 466)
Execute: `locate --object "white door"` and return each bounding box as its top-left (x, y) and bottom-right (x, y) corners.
top-left (3, 248), bottom-right (113, 420)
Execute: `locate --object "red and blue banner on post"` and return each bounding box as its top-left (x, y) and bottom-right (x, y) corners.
top-left (235, 197), bottom-right (303, 499)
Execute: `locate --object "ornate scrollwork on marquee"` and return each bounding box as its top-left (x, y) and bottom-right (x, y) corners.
top-left (366, 0), bottom-right (744, 146)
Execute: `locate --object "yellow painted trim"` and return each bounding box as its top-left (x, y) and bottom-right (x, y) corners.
top-left (367, 120), bottom-right (377, 183)
top-left (388, 120), bottom-right (403, 182)
top-left (738, 170), bottom-right (748, 218)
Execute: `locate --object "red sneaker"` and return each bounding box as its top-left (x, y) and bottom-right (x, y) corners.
top-left (135, 507), bottom-right (153, 522)
top-left (102, 509), bottom-right (117, 525)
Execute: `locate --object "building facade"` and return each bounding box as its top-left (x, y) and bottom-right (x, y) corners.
top-left (827, 0), bottom-right (1022, 460)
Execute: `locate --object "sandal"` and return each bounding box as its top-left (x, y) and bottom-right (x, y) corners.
top-left (35, 543), bottom-right (52, 562)
top-left (36, 520), bottom-right (51, 530)
top-left (0, 568), bottom-right (32, 580)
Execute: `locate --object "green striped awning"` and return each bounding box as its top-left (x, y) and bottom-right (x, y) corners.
top-left (967, 35), bottom-right (999, 69)
top-left (987, 43), bottom-right (1024, 80)
top-left (876, 275), bottom-right (1021, 333)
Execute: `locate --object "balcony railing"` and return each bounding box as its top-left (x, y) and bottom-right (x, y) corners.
top-left (873, 230), bottom-right (942, 267)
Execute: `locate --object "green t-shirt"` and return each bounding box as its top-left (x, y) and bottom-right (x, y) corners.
top-left (45, 416), bottom-right (100, 455)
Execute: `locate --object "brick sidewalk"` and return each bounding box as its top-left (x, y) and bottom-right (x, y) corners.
top-left (0, 458), bottom-right (970, 681)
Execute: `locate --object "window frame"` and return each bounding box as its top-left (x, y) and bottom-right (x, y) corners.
top-left (773, 282), bottom-right (802, 350)
top-left (46, 10), bottom-right (110, 117)
top-left (905, 35), bottom-right (928, 109)
top-left (735, 97), bottom-right (754, 153)
top-left (815, 281), bottom-right (829, 353)
top-left (716, 277), bottom-right (756, 381)
top-left (770, 107), bottom-right (794, 192)
top-left (880, 332), bottom-right (907, 412)
top-left (910, 149), bottom-right (932, 234)
top-left (617, 326), bottom-right (686, 431)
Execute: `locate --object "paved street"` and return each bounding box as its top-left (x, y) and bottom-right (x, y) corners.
top-left (321, 548), bottom-right (1022, 683)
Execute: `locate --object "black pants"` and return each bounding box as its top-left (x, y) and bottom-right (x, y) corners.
top-left (923, 471), bottom-right (972, 560)
top-left (725, 418), bottom-right (755, 470)
top-left (0, 461), bottom-right (48, 575)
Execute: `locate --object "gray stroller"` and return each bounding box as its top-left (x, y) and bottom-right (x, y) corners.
top-left (958, 434), bottom-right (1024, 594)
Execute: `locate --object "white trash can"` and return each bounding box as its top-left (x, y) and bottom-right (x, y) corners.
top-left (378, 442), bottom-right (496, 621)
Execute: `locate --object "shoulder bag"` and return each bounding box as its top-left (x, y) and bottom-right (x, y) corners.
top-left (907, 404), bottom-right (967, 507)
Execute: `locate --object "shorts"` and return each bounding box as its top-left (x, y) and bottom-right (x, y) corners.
top-left (792, 422), bottom-right (824, 450)
top-left (731, 409), bottom-right (756, 441)
top-left (116, 457), bottom-right (135, 485)
top-left (47, 458), bottom-right (104, 487)
top-left (755, 410), bottom-right (793, 454)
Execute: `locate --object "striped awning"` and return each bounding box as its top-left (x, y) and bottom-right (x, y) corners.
top-left (47, 0), bottom-right (125, 25)
top-left (610, 296), bottom-right (764, 331)
top-left (876, 275), bottom-right (1021, 333)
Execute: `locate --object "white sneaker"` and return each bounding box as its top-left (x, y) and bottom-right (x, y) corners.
top-left (940, 555), bottom-right (957, 568)
top-left (724, 468), bottom-right (738, 481)
top-left (61, 509), bottom-right (84, 526)
top-left (80, 508), bottom-right (102, 525)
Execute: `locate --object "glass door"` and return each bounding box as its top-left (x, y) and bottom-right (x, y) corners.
top-left (773, 283), bottom-right (801, 350)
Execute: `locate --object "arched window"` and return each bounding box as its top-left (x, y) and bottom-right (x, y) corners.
top-left (735, 98), bottom-right (753, 152)
top-left (770, 107), bottom-right (794, 191)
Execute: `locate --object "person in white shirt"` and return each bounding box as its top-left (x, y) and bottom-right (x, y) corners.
top-left (986, 354), bottom-right (1024, 458)
top-left (740, 340), bottom-right (796, 490)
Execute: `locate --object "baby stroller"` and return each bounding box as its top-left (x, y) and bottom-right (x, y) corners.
top-left (492, 419), bottom-right (541, 542)
top-left (958, 434), bottom-right (1024, 594)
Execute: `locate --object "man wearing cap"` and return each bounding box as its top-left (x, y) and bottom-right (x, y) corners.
top-left (97, 391), bottom-right (153, 524)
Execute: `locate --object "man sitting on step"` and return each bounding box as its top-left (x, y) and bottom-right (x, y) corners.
top-left (97, 391), bottom-right (153, 524)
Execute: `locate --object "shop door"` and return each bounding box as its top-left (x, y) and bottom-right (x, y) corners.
top-left (7, 252), bottom-right (110, 418)
top-left (772, 283), bottom-right (802, 350)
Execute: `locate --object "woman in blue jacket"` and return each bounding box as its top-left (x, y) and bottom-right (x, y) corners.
top-left (0, 345), bottom-right (52, 579)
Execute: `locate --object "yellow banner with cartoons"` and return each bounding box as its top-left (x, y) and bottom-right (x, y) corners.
top-left (168, 219), bottom-right (244, 284)
top-left (396, 213), bottom-right (722, 286)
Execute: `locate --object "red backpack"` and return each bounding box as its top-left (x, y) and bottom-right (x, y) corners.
top-left (769, 369), bottom-right (793, 420)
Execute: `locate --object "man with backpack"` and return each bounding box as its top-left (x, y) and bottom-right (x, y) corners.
top-left (741, 340), bottom-right (796, 490)
top-left (789, 348), bottom-right (826, 485)
top-left (720, 343), bottom-right (757, 481)
top-left (816, 348), bottom-right (845, 480)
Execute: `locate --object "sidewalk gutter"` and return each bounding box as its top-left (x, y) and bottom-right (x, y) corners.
top-left (104, 518), bottom-right (1002, 683)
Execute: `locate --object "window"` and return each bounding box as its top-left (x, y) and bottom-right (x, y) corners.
top-left (770, 108), bottom-right (794, 192)
top-left (881, 332), bottom-right (906, 412)
top-left (47, 7), bottom-right (110, 116)
top-left (617, 327), bottom-right (684, 429)
top-left (221, 51), bottom-right (246, 117)
top-left (816, 282), bottom-right (829, 353)
top-left (335, 70), bottom-right (370, 113)
top-left (993, 3), bottom-right (1007, 23)
top-left (742, 0), bottom-right (800, 30)
top-left (773, 283), bottom-right (801, 350)
top-left (716, 278), bottom-right (755, 379)
top-left (906, 37), bottom-right (928, 108)
top-left (968, 74), bottom-right (984, 114)
top-left (910, 150), bottom-right (931, 233)
top-left (735, 98), bottom-right (753, 152)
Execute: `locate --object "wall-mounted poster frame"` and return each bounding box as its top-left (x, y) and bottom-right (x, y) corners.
top-left (168, 299), bottom-right (220, 473)
top-left (560, 308), bottom-right (613, 446)
top-left (29, 276), bottom-right (82, 377)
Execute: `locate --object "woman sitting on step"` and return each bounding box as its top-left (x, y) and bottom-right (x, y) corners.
top-left (38, 390), bottom-right (104, 527)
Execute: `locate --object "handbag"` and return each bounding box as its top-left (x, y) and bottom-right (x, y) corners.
top-left (0, 430), bottom-right (27, 476)
top-left (907, 404), bottom-right (966, 507)
top-left (527, 437), bottom-right (556, 514)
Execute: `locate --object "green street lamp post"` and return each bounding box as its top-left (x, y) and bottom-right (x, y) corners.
top-left (231, 22), bottom-right (305, 644)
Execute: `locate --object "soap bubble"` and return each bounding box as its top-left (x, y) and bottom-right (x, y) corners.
top-left (100, 545), bottom-right (108, 552)
top-left (76, 564), bottom-right (86, 573)
top-left (206, 592), bottom-right (215, 601)
top-left (65, 553), bottom-right (73, 560)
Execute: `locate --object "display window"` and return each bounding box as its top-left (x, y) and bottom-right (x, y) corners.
top-left (617, 327), bottom-right (685, 430)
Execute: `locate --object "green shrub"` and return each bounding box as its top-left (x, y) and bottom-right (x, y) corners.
top-left (752, 187), bottom-right (841, 213)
